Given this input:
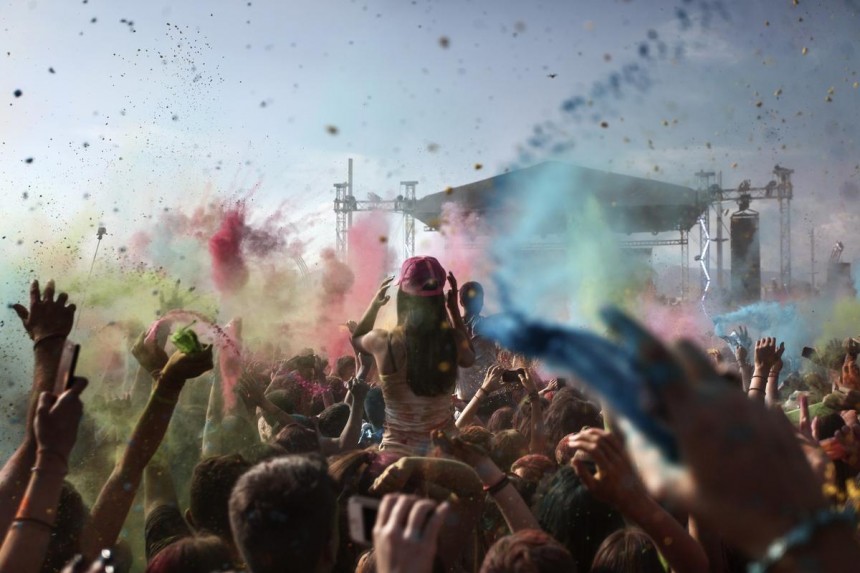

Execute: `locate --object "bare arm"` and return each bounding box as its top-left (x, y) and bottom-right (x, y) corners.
top-left (519, 370), bottom-right (547, 455)
top-left (0, 280), bottom-right (75, 543)
top-left (445, 273), bottom-right (475, 368)
top-left (0, 378), bottom-right (87, 573)
top-left (82, 348), bottom-right (213, 557)
top-left (455, 365), bottom-right (503, 429)
top-left (352, 277), bottom-right (394, 355)
top-left (144, 449), bottom-right (179, 517)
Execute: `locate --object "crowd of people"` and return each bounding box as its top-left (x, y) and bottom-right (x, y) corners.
top-left (1, 254), bottom-right (860, 573)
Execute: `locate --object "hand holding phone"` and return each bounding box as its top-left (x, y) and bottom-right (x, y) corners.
top-left (347, 495), bottom-right (380, 546)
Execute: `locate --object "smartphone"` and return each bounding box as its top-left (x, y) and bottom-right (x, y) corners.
top-left (501, 368), bottom-right (525, 383)
top-left (801, 346), bottom-right (817, 360)
top-left (347, 495), bottom-right (380, 546)
top-left (55, 340), bottom-right (80, 394)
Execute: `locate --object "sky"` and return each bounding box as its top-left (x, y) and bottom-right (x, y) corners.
top-left (0, 0), bottom-right (857, 456)
top-left (0, 0), bottom-right (858, 302)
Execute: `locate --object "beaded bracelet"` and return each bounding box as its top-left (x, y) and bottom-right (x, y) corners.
top-left (748, 506), bottom-right (857, 573)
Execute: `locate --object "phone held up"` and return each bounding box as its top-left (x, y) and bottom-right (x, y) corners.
top-left (501, 368), bottom-right (525, 383)
top-left (347, 495), bottom-right (380, 546)
top-left (54, 339), bottom-right (81, 394)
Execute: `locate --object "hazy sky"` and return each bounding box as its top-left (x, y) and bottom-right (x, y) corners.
top-left (1, 0), bottom-right (858, 278)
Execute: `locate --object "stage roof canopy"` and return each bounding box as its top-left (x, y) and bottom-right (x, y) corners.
top-left (412, 161), bottom-right (709, 234)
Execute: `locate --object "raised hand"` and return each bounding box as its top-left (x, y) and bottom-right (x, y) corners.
top-left (131, 328), bottom-right (169, 373)
top-left (373, 494), bottom-right (450, 573)
top-left (770, 342), bottom-right (785, 376)
top-left (480, 364), bottom-right (505, 395)
top-left (569, 428), bottom-right (646, 509)
top-left (35, 377), bottom-right (89, 462)
top-left (430, 429), bottom-right (488, 467)
top-left (445, 272), bottom-right (459, 312)
top-left (754, 337), bottom-right (781, 374)
top-left (160, 345), bottom-right (214, 384)
top-left (11, 279), bottom-right (76, 344)
top-left (370, 458), bottom-right (419, 495)
top-left (373, 277), bottom-right (395, 308)
top-left (517, 368), bottom-right (538, 395)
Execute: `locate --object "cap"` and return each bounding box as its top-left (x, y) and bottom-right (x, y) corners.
top-left (397, 256), bottom-right (446, 296)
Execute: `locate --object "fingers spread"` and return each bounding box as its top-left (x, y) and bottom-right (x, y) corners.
top-left (11, 304), bottom-right (29, 322)
top-left (43, 280), bottom-right (56, 302)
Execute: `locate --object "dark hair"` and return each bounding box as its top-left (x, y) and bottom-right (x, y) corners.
top-left (536, 466), bottom-right (623, 570)
top-left (229, 455), bottom-right (338, 573)
top-left (335, 355), bottom-right (357, 379)
top-left (511, 454), bottom-right (557, 484)
top-left (328, 450), bottom-right (379, 497)
top-left (189, 454), bottom-right (252, 539)
top-left (265, 388), bottom-right (299, 415)
top-left (145, 534), bottom-right (233, 573)
top-left (543, 389), bottom-right (602, 448)
top-left (490, 430), bottom-right (528, 473)
top-left (364, 387), bottom-right (386, 430)
top-left (480, 529), bottom-right (575, 573)
top-left (396, 291), bottom-right (457, 397)
top-left (272, 424), bottom-right (321, 454)
top-left (590, 528), bottom-right (663, 573)
top-left (487, 407), bottom-right (515, 433)
top-left (317, 403), bottom-right (350, 437)
top-left (459, 425), bottom-right (493, 452)
top-left (460, 281), bottom-right (484, 315)
top-left (42, 481), bottom-right (88, 573)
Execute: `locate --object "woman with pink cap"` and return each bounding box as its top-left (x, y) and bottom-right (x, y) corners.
top-left (351, 256), bottom-right (475, 455)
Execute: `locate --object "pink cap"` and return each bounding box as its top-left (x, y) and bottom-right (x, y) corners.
top-left (397, 256), bottom-right (446, 296)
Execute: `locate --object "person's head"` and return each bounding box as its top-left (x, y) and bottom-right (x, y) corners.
top-left (490, 430), bottom-right (529, 472)
top-left (145, 534), bottom-right (234, 573)
top-left (229, 455), bottom-right (338, 573)
top-left (188, 454), bottom-right (252, 540)
top-left (590, 528), bottom-right (663, 573)
top-left (265, 388), bottom-right (300, 415)
top-left (543, 389), bottom-right (603, 448)
top-left (335, 355), bottom-right (356, 380)
top-left (43, 481), bottom-right (89, 573)
top-left (459, 281), bottom-right (484, 317)
top-left (364, 386), bottom-right (385, 430)
top-left (536, 466), bottom-right (623, 570)
top-left (272, 423), bottom-right (321, 454)
top-left (317, 403), bottom-right (350, 438)
top-left (395, 256), bottom-right (457, 397)
top-left (487, 407), bottom-right (515, 433)
top-left (510, 454), bottom-right (557, 484)
top-left (812, 412), bottom-right (845, 441)
top-left (459, 425), bottom-right (493, 452)
top-left (480, 529), bottom-right (575, 573)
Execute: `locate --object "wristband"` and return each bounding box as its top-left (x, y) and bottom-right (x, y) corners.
top-left (32, 332), bottom-right (67, 350)
top-left (748, 506), bottom-right (857, 573)
top-left (483, 474), bottom-right (510, 495)
top-left (13, 516), bottom-right (55, 530)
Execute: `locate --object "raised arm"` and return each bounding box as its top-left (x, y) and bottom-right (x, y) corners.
top-left (455, 365), bottom-right (503, 429)
top-left (749, 337), bottom-right (780, 404)
top-left (0, 377), bottom-right (87, 573)
top-left (766, 341), bottom-right (785, 407)
top-left (518, 369), bottom-right (547, 455)
top-left (570, 428), bottom-right (709, 573)
top-left (320, 377), bottom-right (369, 455)
top-left (352, 277), bottom-right (394, 356)
top-left (445, 273), bottom-right (475, 368)
top-left (430, 431), bottom-right (539, 532)
top-left (0, 280), bottom-right (75, 543)
top-left (82, 347), bottom-right (213, 557)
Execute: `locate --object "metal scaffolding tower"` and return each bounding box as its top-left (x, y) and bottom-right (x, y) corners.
top-left (332, 159), bottom-right (419, 260)
top-left (695, 164), bottom-right (794, 294)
